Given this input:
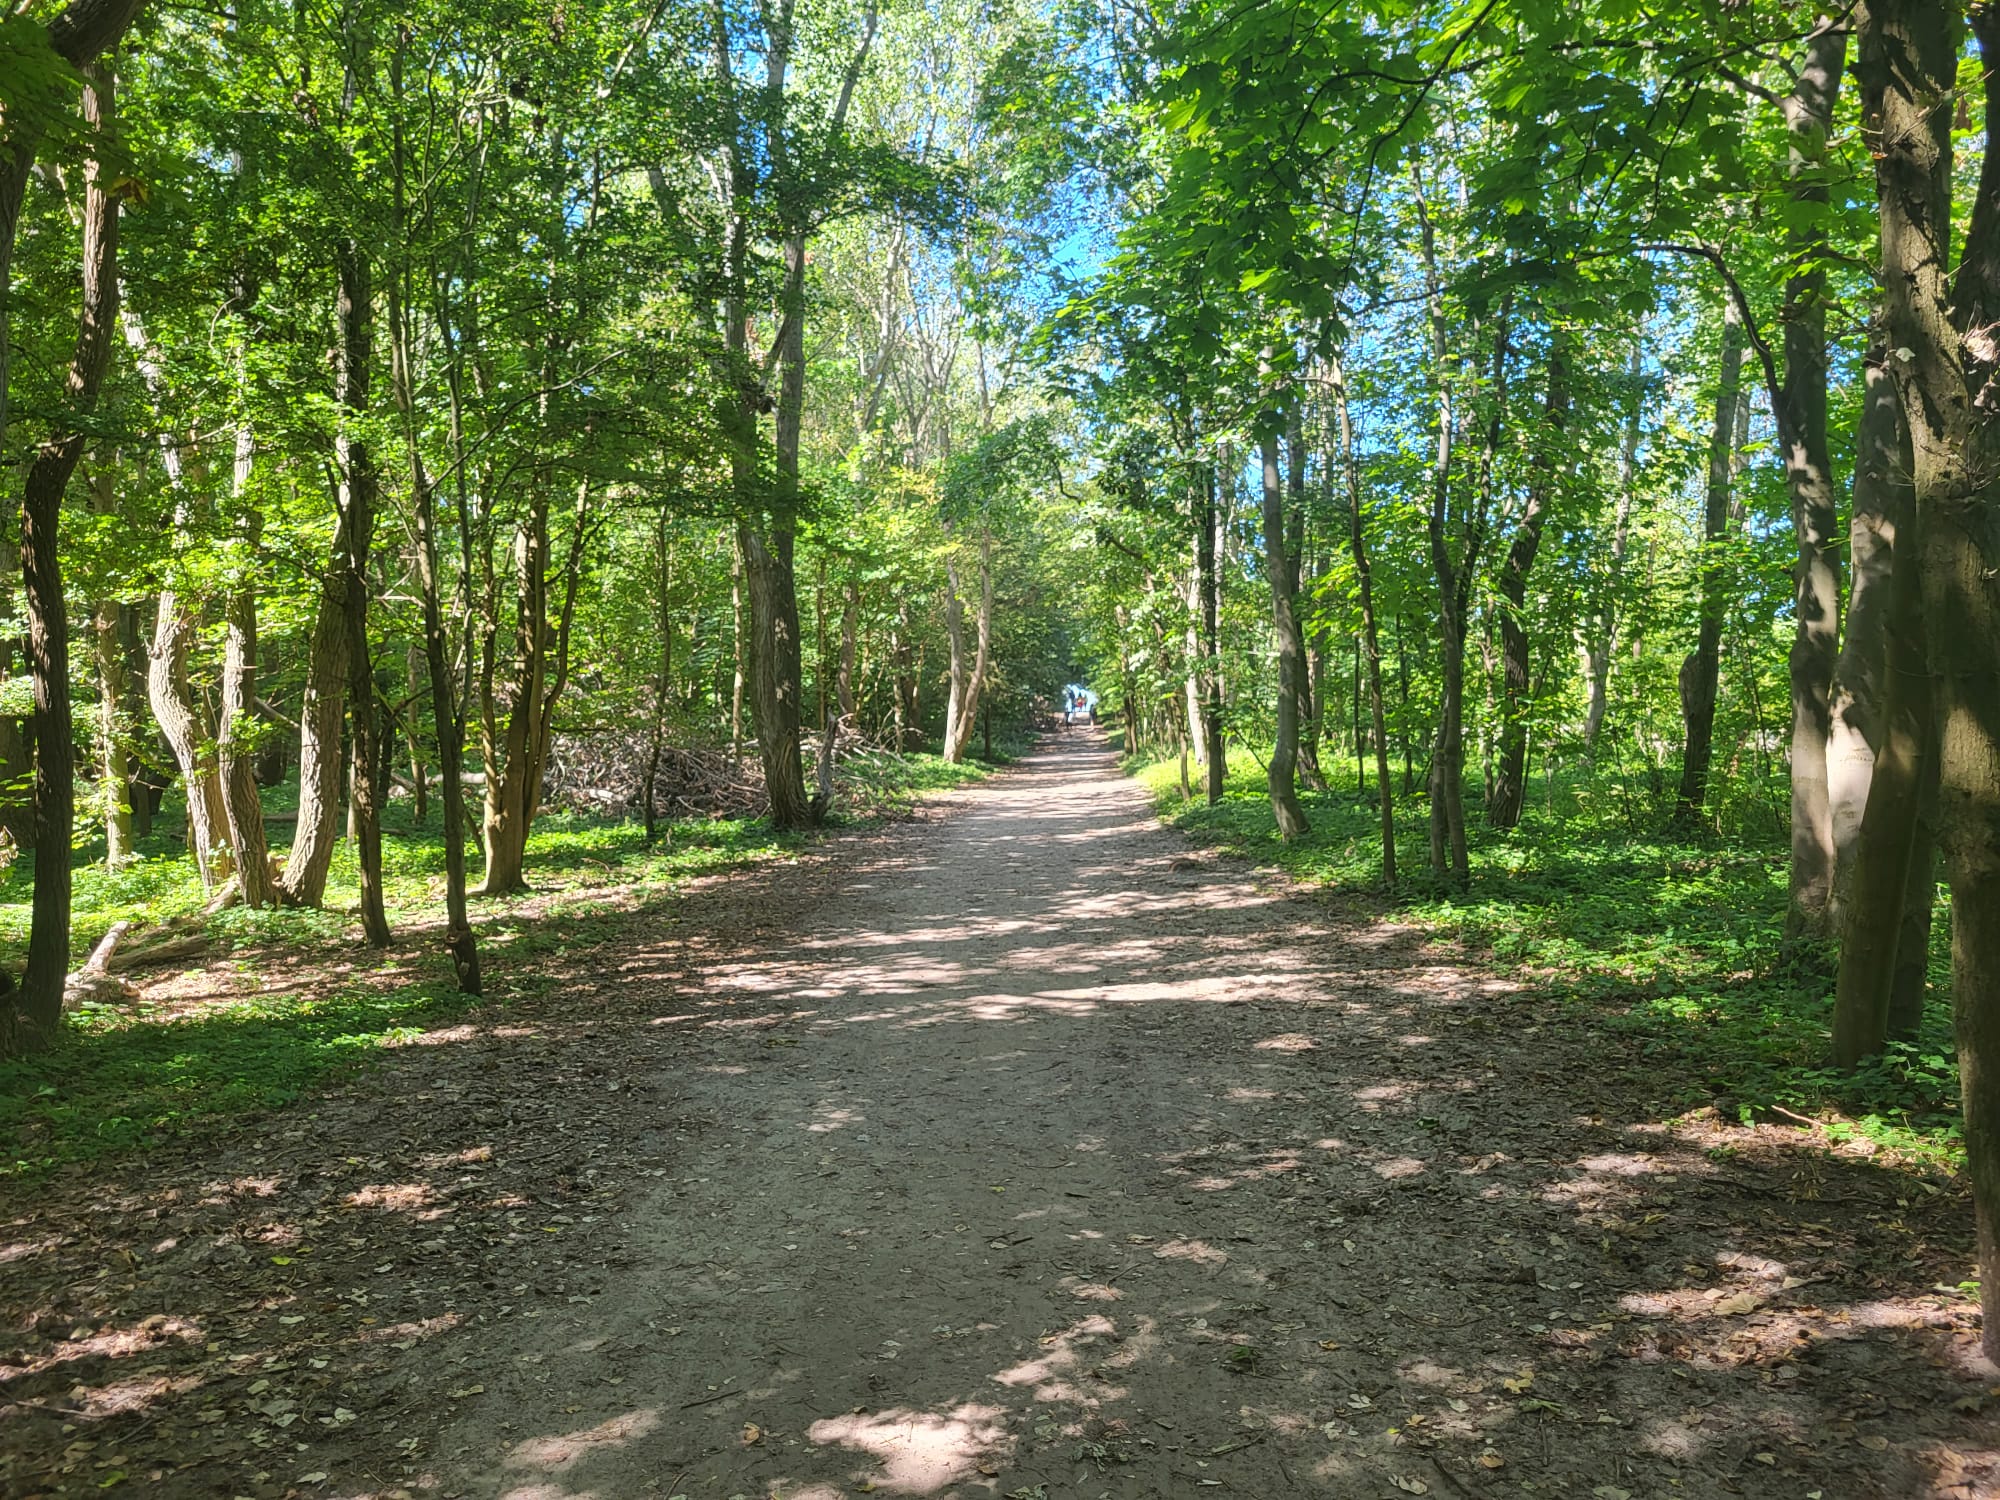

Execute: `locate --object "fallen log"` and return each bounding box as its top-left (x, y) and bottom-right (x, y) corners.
top-left (63, 920), bottom-right (139, 1007)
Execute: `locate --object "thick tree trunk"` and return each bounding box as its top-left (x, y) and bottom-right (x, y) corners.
top-left (1864, 0), bottom-right (2000, 1360)
top-left (1831, 335), bottom-right (1931, 1063)
top-left (1490, 348), bottom-right (1568, 830)
top-left (1677, 299), bottom-right (1745, 821)
top-left (282, 516), bottom-right (359, 907)
top-left (1828, 331), bottom-right (1909, 922)
top-left (1780, 19), bottom-right (1850, 942)
top-left (1260, 429), bottom-right (1309, 839)
top-left (5, 60), bottom-right (123, 1049)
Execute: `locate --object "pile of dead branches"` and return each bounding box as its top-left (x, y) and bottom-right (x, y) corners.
top-left (543, 729), bottom-right (768, 819)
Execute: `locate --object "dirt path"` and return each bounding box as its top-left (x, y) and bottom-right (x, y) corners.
top-left (5, 730), bottom-right (1995, 1499)
top-left (423, 731), bottom-right (1998, 1500)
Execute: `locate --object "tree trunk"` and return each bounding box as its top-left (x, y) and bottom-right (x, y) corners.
top-left (217, 421), bottom-right (275, 909)
top-left (1828, 328), bottom-right (1909, 924)
top-left (838, 575), bottom-right (860, 724)
top-left (477, 480), bottom-right (588, 895)
top-left (1285, 409), bottom-right (1325, 793)
top-left (389, 92), bottom-right (481, 990)
top-left (645, 516), bottom-right (673, 846)
top-left (944, 531), bottom-right (994, 764)
top-left (1198, 464), bottom-right (1225, 803)
top-left (1585, 345), bottom-right (1644, 757)
top-left (5, 59), bottom-right (123, 1049)
top-left (1330, 355), bottom-right (1395, 883)
top-left (1490, 346), bottom-right (1568, 830)
top-left (1676, 298), bottom-right (1745, 821)
top-left (333, 239), bottom-right (389, 946)
top-left (729, 533), bottom-right (746, 761)
top-left (893, 598), bottom-right (919, 750)
top-left (282, 504), bottom-right (360, 907)
top-left (1863, 0), bottom-right (2000, 1361)
top-left (87, 469), bottom-right (132, 866)
top-left (1414, 173), bottom-right (1478, 887)
top-left (1780, 18), bottom-right (1850, 943)
top-left (1260, 428), bottom-right (1309, 840)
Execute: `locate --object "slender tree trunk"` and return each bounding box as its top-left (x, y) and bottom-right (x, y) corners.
top-left (944, 531), bottom-right (994, 763)
top-left (838, 575), bottom-right (860, 724)
top-left (942, 540), bottom-right (968, 762)
top-left (88, 468), bottom-right (132, 866)
top-left (1285, 409), bottom-right (1325, 792)
top-left (1330, 356), bottom-right (1396, 882)
top-left (1585, 345), bottom-right (1644, 757)
top-left (479, 491), bottom-right (552, 894)
top-left (1780, 19), bottom-right (1850, 942)
top-left (1677, 299), bottom-right (1746, 821)
top-left (645, 516), bottom-right (673, 845)
top-left (1490, 346), bottom-right (1568, 830)
top-left (1198, 464), bottom-right (1225, 803)
top-left (331, 239), bottom-right (389, 945)
top-left (405, 646), bottom-right (427, 824)
top-left (1260, 428), bottom-right (1310, 839)
top-left (1414, 173), bottom-right (1477, 887)
top-left (893, 598), bottom-right (919, 750)
top-left (729, 534), bottom-right (746, 761)
top-left (5, 60), bottom-right (123, 1047)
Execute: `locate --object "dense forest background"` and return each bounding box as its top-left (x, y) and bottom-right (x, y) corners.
top-left (6, 0), bottom-right (2000, 1356)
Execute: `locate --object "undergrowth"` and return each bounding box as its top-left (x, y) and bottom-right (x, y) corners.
top-left (0, 750), bottom-right (986, 1178)
top-left (1131, 746), bottom-right (1960, 1171)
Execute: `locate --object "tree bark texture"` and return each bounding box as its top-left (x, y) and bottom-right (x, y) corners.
top-left (5, 60), bottom-right (125, 1049)
top-left (1260, 428), bottom-right (1309, 839)
top-left (1779, 18), bottom-right (1850, 942)
top-left (1863, 0), bottom-right (2000, 1360)
top-left (1489, 345), bottom-right (1568, 830)
top-left (1677, 299), bottom-right (1745, 821)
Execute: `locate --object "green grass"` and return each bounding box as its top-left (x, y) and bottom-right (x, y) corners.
top-left (0, 750), bottom-right (987, 1179)
top-left (1131, 746), bottom-right (1961, 1170)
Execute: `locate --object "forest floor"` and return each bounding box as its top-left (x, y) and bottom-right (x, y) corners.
top-left (4, 728), bottom-right (1998, 1500)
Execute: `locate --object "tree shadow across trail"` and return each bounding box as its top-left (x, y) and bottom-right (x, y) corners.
top-left (431, 729), bottom-right (2000, 1500)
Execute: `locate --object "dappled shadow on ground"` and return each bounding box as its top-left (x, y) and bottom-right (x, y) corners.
top-left (2, 732), bottom-right (1993, 1498)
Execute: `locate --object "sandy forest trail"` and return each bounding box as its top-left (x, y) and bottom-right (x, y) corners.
top-left (428, 731), bottom-right (1998, 1500)
top-left (5, 730), bottom-right (1997, 1499)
